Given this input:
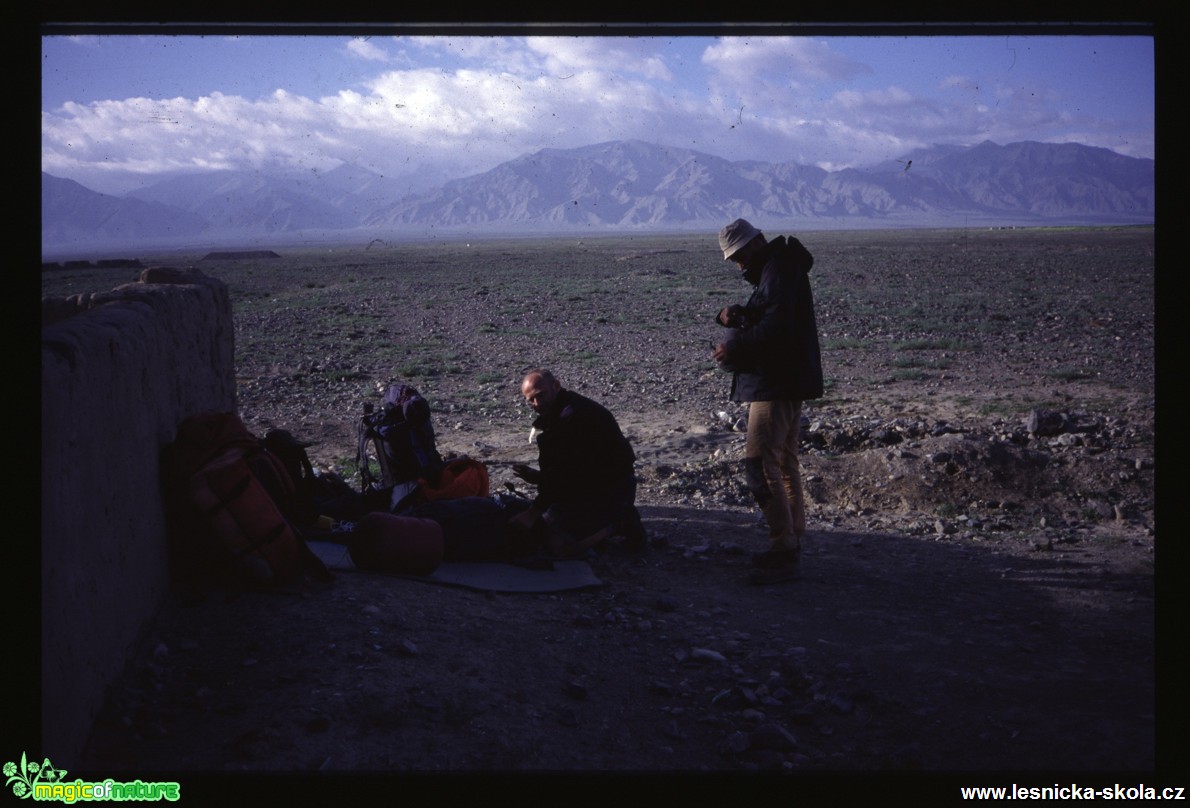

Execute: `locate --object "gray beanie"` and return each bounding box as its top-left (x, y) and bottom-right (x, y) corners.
top-left (718, 218), bottom-right (762, 260)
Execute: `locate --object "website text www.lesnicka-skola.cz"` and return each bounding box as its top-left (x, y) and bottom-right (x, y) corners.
top-left (960, 783), bottom-right (1185, 801)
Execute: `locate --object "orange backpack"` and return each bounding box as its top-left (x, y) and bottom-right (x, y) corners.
top-left (162, 411), bottom-right (331, 587)
top-left (419, 457), bottom-right (490, 502)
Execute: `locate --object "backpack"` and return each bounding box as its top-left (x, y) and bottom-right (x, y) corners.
top-left (418, 456), bottom-right (490, 503)
top-left (162, 411), bottom-right (332, 588)
top-left (261, 428), bottom-right (367, 526)
top-left (356, 384), bottom-right (445, 495)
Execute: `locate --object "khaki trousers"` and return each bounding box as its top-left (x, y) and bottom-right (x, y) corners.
top-left (743, 400), bottom-right (805, 551)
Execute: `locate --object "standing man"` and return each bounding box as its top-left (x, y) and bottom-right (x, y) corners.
top-left (509, 369), bottom-right (646, 556)
top-left (712, 219), bottom-right (823, 584)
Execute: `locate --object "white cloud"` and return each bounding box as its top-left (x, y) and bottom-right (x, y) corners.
top-left (525, 37), bottom-right (675, 82)
top-left (702, 37), bottom-right (869, 86)
top-left (940, 75), bottom-right (980, 92)
top-left (346, 37), bottom-right (390, 62)
top-left (832, 86), bottom-right (915, 110)
top-left (404, 36), bottom-right (547, 74)
top-left (42, 91), bottom-right (349, 181)
top-left (40, 34), bottom-right (1154, 195)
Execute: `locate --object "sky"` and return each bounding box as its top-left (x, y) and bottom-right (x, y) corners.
top-left (40, 27), bottom-right (1155, 196)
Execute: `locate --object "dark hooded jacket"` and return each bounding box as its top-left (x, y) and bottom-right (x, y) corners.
top-left (720, 235), bottom-right (824, 403)
top-left (531, 388), bottom-right (637, 511)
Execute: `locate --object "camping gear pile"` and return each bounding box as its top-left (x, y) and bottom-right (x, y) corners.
top-left (161, 383), bottom-right (543, 588)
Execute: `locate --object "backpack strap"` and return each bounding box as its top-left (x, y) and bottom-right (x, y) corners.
top-left (356, 404), bottom-right (386, 492)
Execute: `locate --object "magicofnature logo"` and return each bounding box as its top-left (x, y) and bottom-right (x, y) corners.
top-left (4, 754), bottom-right (65, 798)
top-left (4, 752), bottom-right (180, 802)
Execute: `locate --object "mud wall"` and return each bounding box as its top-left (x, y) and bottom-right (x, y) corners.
top-left (40, 268), bottom-right (235, 764)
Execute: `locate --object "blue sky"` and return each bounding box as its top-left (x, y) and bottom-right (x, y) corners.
top-left (41, 30), bottom-right (1154, 195)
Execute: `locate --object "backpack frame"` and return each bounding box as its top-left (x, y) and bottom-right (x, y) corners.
top-left (356, 384), bottom-right (445, 494)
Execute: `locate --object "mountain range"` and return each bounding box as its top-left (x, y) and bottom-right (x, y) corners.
top-left (41, 139), bottom-right (1155, 257)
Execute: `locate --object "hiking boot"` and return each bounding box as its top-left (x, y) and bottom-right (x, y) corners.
top-left (747, 547), bottom-right (801, 585)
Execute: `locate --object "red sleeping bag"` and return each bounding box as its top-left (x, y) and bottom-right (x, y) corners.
top-left (348, 512), bottom-right (445, 575)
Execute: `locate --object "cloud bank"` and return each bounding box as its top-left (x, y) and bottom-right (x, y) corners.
top-left (42, 34), bottom-right (1154, 195)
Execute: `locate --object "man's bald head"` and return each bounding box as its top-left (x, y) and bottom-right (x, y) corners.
top-left (521, 369), bottom-right (562, 414)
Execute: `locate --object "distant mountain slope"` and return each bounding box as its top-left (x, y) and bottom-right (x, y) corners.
top-left (913, 140), bottom-right (1155, 217)
top-left (124, 167), bottom-right (397, 233)
top-left (41, 173), bottom-right (209, 250)
top-left (364, 140), bottom-right (838, 227)
top-left (364, 139), bottom-right (1153, 230)
top-left (42, 139), bottom-right (1154, 254)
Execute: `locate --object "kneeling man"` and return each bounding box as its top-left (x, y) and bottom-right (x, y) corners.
top-left (510, 369), bottom-right (645, 555)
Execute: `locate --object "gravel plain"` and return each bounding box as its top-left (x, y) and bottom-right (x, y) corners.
top-left (45, 227), bottom-right (1164, 791)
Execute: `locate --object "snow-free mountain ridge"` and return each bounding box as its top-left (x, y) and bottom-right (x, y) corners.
top-left (42, 139), bottom-right (1154, 256)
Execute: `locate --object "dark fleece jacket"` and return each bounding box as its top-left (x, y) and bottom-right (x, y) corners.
top-left (722, 235), bottom-right (824, 403)
top-left (531, 388), bottom-right (636, 510)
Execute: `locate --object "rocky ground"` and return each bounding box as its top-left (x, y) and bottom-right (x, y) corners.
top-left (47, 228), bottom-right (1168, 790)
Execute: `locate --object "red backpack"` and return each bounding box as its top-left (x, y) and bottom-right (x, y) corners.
top-left (162, 411), bottom-right (331, 588)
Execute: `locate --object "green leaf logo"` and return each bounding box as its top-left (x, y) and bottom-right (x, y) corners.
top-left (3, 753), bottom-right (64, 800)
